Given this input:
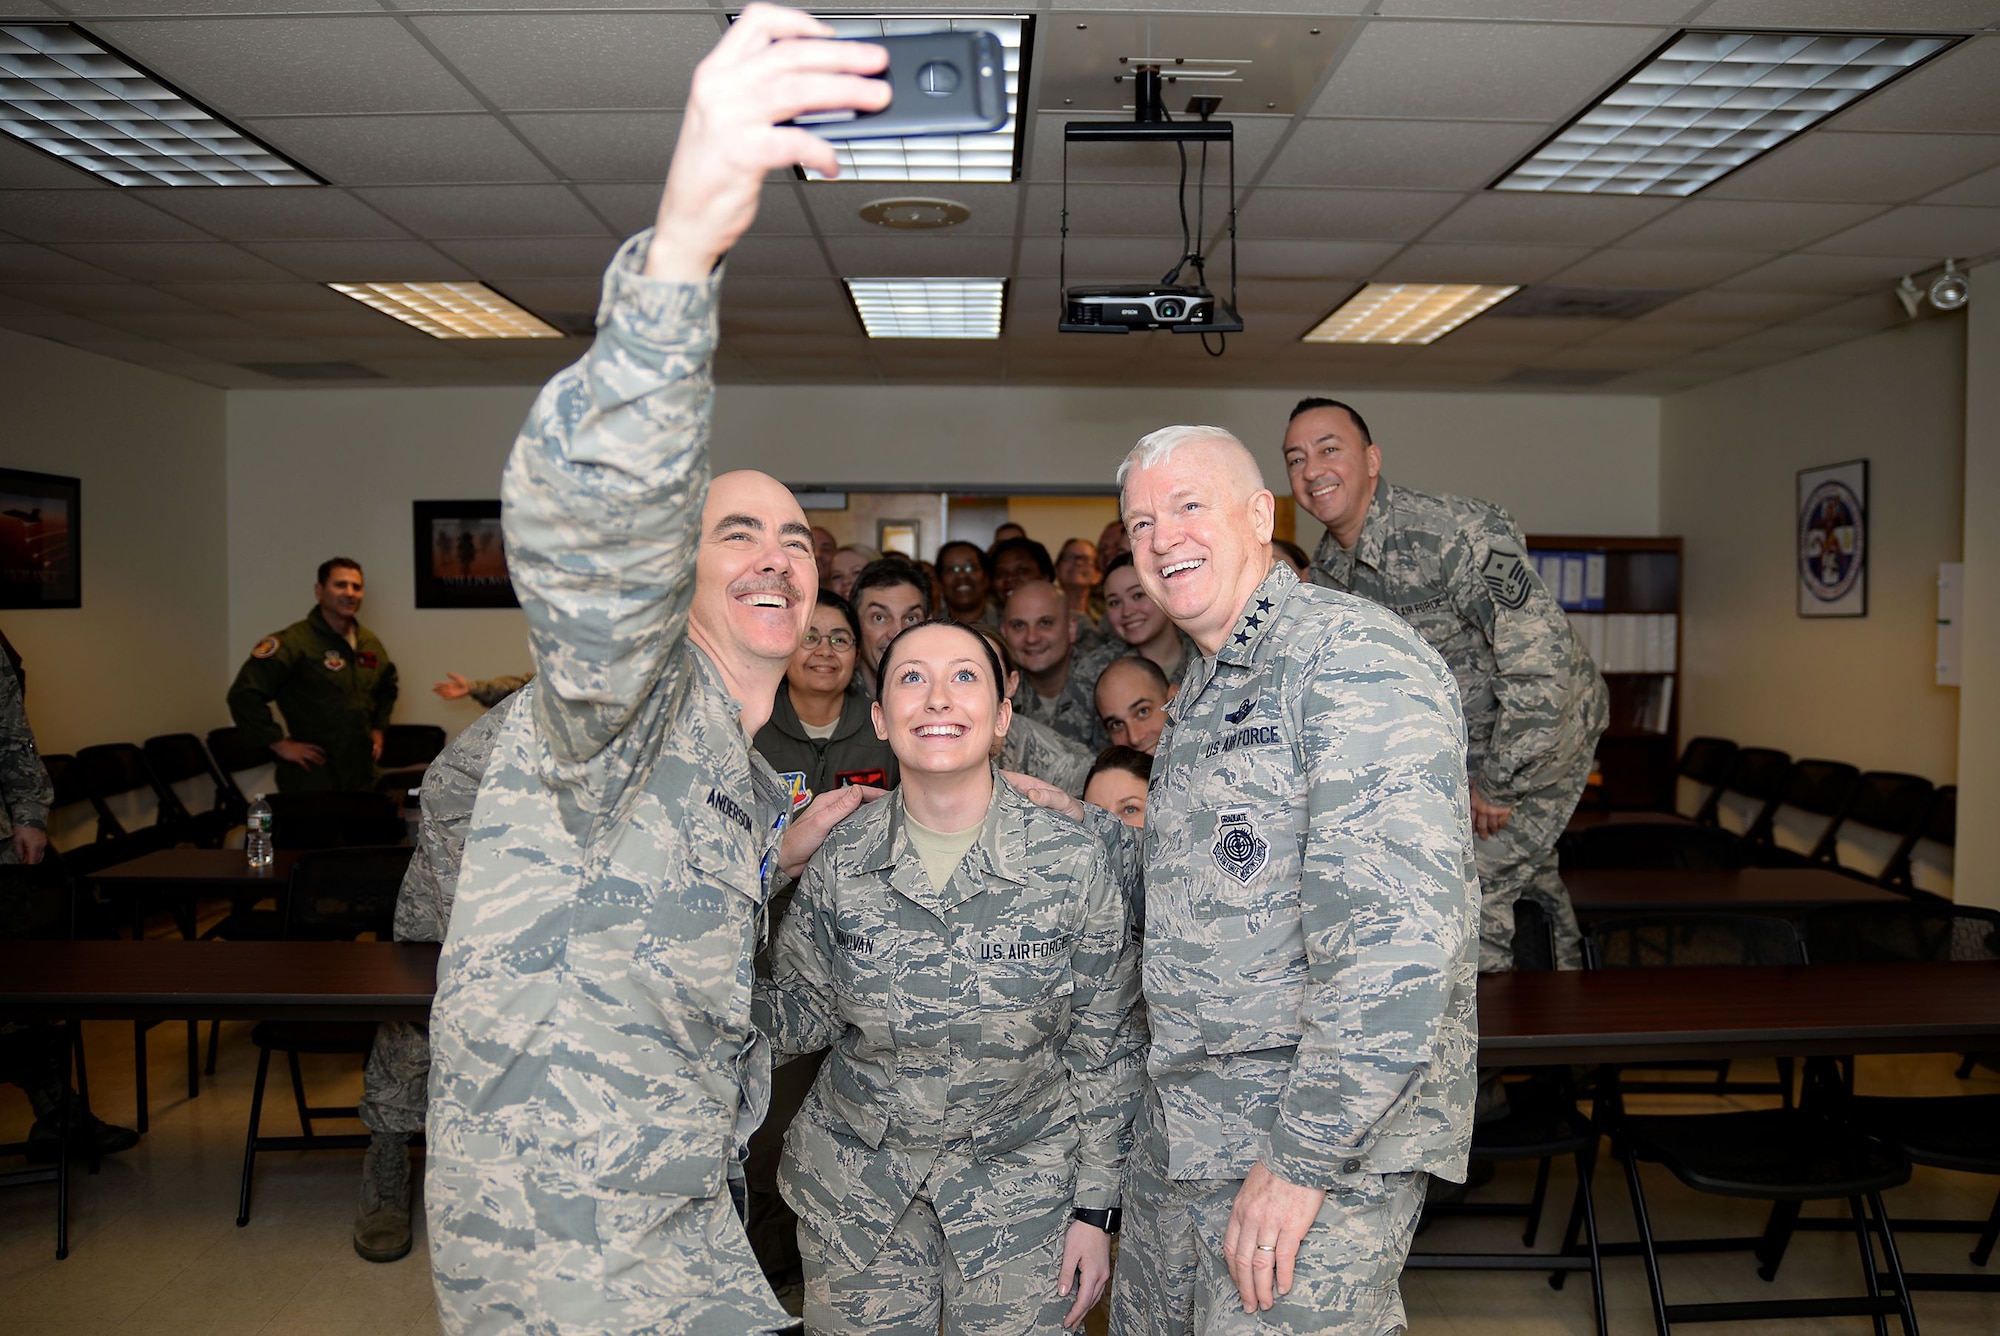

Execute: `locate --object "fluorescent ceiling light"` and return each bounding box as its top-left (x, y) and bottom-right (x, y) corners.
top-left (1495, 29), bottom-right (1955, 197)
top-left (0, 23), bottom-right (316, 187)
top-left (327, 282), bottom-right (564, 340)
top-left (807, 14), bottom-right (1027, 183)
top-left (1302, 284), bottom-right (1519, 345)
top-left (845, 278), bottom-right (1004, 338)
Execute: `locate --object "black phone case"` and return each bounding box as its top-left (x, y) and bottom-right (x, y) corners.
top-left (797, 31), bottom-right (1007, 142)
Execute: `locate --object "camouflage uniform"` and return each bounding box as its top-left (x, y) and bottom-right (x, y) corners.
top-left (357, 694), bottom-right (514, 1139)
top-left (755, 775), bottom-right (1144, 1335)
top-left (1310, 481), bottom-right (1608, 970)
top-left (226, 606), bottom-right (398, 793)
top-left (467, 674), bottom-right (534, 709)
top-left (1011, 641), bottom-right (1121, 754)
top-left (999, 714), bottom-right (1094, 799)
top-left (0, 654), bottom-right (49, 866)
top-left (425, 233), bottom-right (794, 1336)
top-left (1107, 563), bottom-right (1478, 1336)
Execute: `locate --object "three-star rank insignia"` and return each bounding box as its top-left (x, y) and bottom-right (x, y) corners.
top-left (1212, 808), bottom-right (1269, 884)
top-left (1478, 548), bottom-right (1534, 610)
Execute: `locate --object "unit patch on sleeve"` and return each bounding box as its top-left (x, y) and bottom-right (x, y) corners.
top-left (1478, 548), bottom-right (1534, 610)
top-left (251, 636), bottom-right (281, 660)
top-left (1212, 809), bottom-right (1270, 884)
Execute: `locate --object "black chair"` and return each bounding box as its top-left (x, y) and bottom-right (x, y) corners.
top-left (1751, 760), bottom-right (1861, 868)
top-left (374, 723), bottom-right (446, 797)
top-left (0, 851), bottom-right (83, 1260)
top-left (267, 791), bottom-right (404, 851)
top-left (1800, 901), bottom-right (2000, 1292)
top-left (1674, 737), bottom-right (1738, 821)
top-left (1592, 914), bottom-right (1918, 1336)
top-left (1899, 785), bottom-right (1955, 900)
top-left (237, 845), bottom-right (412, 1226)
top-left (1699, 746), bottom-right (1790, 837)
top-left (39, 753), bottom-right (106, 867)
top-left (204, 725), bottom-right (272, 820)
top-left (141, 733), bottom-right (241, 848)
top-left (1405, 900), bottom-right (1607, 1334)
top-left (73, 743), bottom-right (184, 853)
top-left (1561, 821), bottom-right (1747, 872)
top-left (1819, 772), bottom-right (1935, 888)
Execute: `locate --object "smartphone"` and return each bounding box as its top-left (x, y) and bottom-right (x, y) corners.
top-left (792, 30), bottom-right (1007, 141)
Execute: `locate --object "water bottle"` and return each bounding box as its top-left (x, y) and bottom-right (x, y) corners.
top-left (246, 794), bottom-right (274, 870)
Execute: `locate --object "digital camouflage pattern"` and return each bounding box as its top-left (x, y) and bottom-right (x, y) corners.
top-left (1010, 640), bottom-right (1122, 755)
top-left (1310, 480), bottom-right (1608, 969)
top-left (226, 605), bottom-right (398, 793)
top-left (467, 674), bottom-right (534, 710)
top-left (1107, 562), bottom-right (1477, 1332)
top-left (753, 775), bottom-right (1143, 1331)
top-left (999, 712), bottom-right (1095, 799)
top-left (358, 693), bottom-right (513, 1138)
top-left (0, 654), bottom-right (50, 860)
top-left (425, 232), bottom-right (793, 1336)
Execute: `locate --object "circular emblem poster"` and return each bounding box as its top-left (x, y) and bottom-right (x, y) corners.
top-left (1796, 460), bottom-right (1867, 617)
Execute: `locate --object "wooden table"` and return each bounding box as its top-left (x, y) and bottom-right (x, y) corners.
top-left (1562, 866), bottom-right (1905, 921)
top-left (1565, 808), bottom-right (1694, 835)
top-left (0, 940), bottom-right (440, 1024)
top-left (89, 847), bottom-right (303, 940)
top-left (1477, 959), bottom-right (2000, 1067)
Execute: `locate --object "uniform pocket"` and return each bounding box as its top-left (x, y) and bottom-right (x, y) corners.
top-left (598, 1192), bottom-right (717, 1302)
top-left (1194, 974), bottom-right (1305, 1057)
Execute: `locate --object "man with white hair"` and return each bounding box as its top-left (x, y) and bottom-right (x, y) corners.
top-left (424, 10), bottom-right (885, 1332)
top-left (1101, 424), bottom-right (1479, 1334)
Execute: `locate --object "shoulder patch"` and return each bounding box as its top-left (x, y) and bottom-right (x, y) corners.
top-left (1478, 548), bottom-right (1533, 611)
top-left (251, 635), bottom-right (281, 660)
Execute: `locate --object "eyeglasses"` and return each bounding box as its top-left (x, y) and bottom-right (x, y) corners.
top-left (800, 630), bottom-right (856, 652)
top-left (941, 562), bottom-right (984, 575)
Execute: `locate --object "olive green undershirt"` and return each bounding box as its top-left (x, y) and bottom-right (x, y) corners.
top-left (905, 810), bottom-right (983, 895)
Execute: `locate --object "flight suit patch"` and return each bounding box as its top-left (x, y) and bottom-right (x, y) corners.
top-left (251, 636), bottom-right (280, 660)
top-left (322, 651), bottom-right (346, 671)
top-left (835, 768), bottom-right (886, 789)
top-left (1212, 809), bottom-right (1269, 884)
top-left (1479, 549), bottom-right (1533, 610)
top-left (357, 651), bottom-right (378, 669)
top-left (777, 772), bottom-right (812, 811)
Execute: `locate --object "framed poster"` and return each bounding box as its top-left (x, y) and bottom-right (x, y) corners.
top-left (0, 468), bottom-right (80, 609)
top-left (1797, 459), bottom-right (1867, 618)
top-left (413, 500), bottom-right (518, 609)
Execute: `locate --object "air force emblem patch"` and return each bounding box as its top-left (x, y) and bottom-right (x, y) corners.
top-left (1478, 548), bottom-right (1534, 610)
top-left (1212, 809), bottom-right (1269, 884)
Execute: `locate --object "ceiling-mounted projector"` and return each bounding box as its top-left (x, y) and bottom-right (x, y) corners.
top-left (1064, 285), bottom-right (1218, 330)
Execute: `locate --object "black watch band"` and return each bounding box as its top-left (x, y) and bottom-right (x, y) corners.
top-left (1072, 1207), bottom-right (1122, 1235)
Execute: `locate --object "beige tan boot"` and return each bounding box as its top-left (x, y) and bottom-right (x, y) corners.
top-left (353, 1132), bottom-right (413, 1262)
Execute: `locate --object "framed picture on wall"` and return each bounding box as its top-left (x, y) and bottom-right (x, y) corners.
top-left (878, 520), bottom-right (921, 559)
top-left (0, 467), bottom-right (80, 609)
top-left (1797, 459), bottom-right (1867, 618)
top-left (413, 500), bottom-right (518, 609)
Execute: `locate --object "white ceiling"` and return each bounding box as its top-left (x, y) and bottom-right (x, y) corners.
top-left (0, 0), bottom-right (1996, 391)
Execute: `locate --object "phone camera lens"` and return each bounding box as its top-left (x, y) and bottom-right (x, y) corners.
top-left (916, 61), bottom-right (961, 96)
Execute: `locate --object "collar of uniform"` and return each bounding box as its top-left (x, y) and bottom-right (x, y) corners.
top-left (1354, 478), bottom-right (1398, 572)
top-left (686, 640), bottom-right (746, 731)
top-left (860, 771), bottom-right (1025, 896)
top-left (768, 684), bottom-right (872, 744)
top-left (305, 604), bottom-right (360, 647)
top-left (1214, 562), bottom-right (1300, 669)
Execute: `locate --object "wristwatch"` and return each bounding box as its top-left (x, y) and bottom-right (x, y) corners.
top-left (1072, 1207), bottom-right (1122, 1234)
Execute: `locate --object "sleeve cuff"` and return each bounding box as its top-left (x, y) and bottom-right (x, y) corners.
top-left (1265, 1119), bottom-right (1369, 1192)
top-left (597, 230), bottom-right (725, 360)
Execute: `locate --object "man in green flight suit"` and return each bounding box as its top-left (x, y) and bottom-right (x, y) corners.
top-left (227, 557), bottom-right (399, 793)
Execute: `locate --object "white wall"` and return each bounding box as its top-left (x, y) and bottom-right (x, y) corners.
top-left (1660, 317), bottom-right (1965, 785)
top-left (1957, 261), bottom-right (1998, 910)
top-left (0, 329), bottom-right (228, 756)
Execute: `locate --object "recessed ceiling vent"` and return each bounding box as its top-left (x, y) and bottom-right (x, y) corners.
top-left (239, 362), bottom-right (384, 381)
top-left (1495, 287), bottom-right (1685, 320)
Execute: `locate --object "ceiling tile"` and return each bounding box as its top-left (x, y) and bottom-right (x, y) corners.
top-left (722, 304), bottom-right (863, 339)
top-left (1235, 277), bottom-right (1364, 314)
top-left (242, 239), bottom-right (474, 281)
top-left (1698, 1), bottom-right (2000, 31)
top-left (354, 185), bottom-right (609, 239)
top-left (1420, 193), bottom-right (1675, 246)
top-left (1023, 184), bottom-right (1207, 237)
top-left (1437, 314), bottom-right (1619, 346)
top-left (409, 13), bottom-right (719, 111)
top-left (1221, 189), bottom-right (1464, 241)
top-left (1264, 120), bottom-right (1549, 190)
top-left (1547, 247), bottom-right (1771, 287)
top-left (0, 137), bottom-right (106, 190)
top-left (63, 0), bottom-right (388, 12)
top-left (1704, 132), bottom-right (2000, 204)
top-left (480, 276), bottom-right (603, 317)
top-left (1795, 292), bottom-right (1907, 331)
top-left (508, 112), bottom-right (680, 182)
top-left (1377, 1), bottom-right (1695, 16)
top-left (49, 242), bottom-right (294, 282)
top-left (720, 277), bottom-right (850, 312)
top-left (132, 187), bottom-right (408, 241)
top-left (243, 115), bottom-right (556, 185)
top-left (1715, 321), bottom-right (1867, 356)
top-left (825, 236), bottom-right (1012, 278)
top-left (92, 17), bottom-right (480, 117)
top-left (750, 356), bottom-right (882, 381)
top-left (1589, 320), bottom-right (1743, 350)
top-left (1027, 114), bottom-right (1291, 185)
top-left (234, 306), bottom-right (434, 339)
top-left (0, 282), bottom-right (201, 315)
top-left (720, 237), bottom-right (836, 279)
top-left (1232, 239), bottom-right (1405, 279)
top-left (806, 183), bottom-right (1020, 238)
top-left (1619, 200), bottom-right (1886, 250)
top-left (0, 191), bottom-right (207, 243)
top-left (1714, 253), bottom-right (1936, 294)
top-left (432, 237), bottom-right (622, 278)
top-left (176, 334), bottom-right (331, 362)
top-left (1827, 34), bottom-right (2000, 134)
top-left (1309, 21), bottom-right (1667, 121)
top-left (0, 311), bottom-right (132, 344)
top-left (1644, 290), bottom-right (1843, 323)
top-left (1925, 161), bottom-right (2000, 206)
top-left (157, 280), bottom-right (372, 312)
top-left (1373, 243), bottom-right (1589, 284)
top-left (1049, 0), bottom-right (1371, 10)
top-left (571, 184), bottom-right (668, 237)
top-left (1805, 204), bottom-right (2000, 256)
top-left (86, 309), bottom-right (275, 341)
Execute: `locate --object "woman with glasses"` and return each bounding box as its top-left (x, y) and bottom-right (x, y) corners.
top-left (756, 590), bottom-right (899, 799)
top-left (755, 618), bottom-right (1143, 1335)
